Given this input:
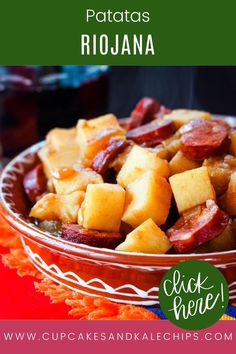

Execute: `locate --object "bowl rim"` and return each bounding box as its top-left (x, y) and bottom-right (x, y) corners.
top-left (1, 141), bottom-right (236, 266)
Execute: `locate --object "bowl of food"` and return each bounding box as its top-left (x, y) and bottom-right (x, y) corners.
top-left (1, 97), bottom-right (236, 306)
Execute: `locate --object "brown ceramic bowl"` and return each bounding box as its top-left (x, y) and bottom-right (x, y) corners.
top-left (1, 135), bottom-right (236, 306)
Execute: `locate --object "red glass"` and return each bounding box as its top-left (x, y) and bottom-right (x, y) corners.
top-left (0, 69), bottom-right (108, 157)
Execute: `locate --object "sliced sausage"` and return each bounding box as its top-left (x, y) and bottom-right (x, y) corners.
top-left (92, 138), bottom-right (129, 175)
top-left (23, 164), bottom-right (47, 202)
top-left (153, 105), bottom-right (171, 119)
top-left (126, 119), bottom-right (175, 147)
top-left (128, 97), bottom-right (160, 130)
top-left (180, 119), bottom-right (229, 160)
top-left (167, 199), bottom-right (229, 253)
top-left (61, 224), bottom-right (122, 249)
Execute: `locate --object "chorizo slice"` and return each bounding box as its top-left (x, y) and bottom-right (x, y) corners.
top-left (180, 119), bottom-right (229, 160)
top-left (61, 224), bottom-right (122, 249)
top-left (167, 199), bottom-right (229, 253)
top-left (92, 138), bottom-right (129, 175)
top-left (128, 97), bottom-right (160, 130)
top-left (153, 105), bottom-right (171, 119)
top-left (126, 119), bottom-right (175, 147)
top-left (23, 164), bottom-right (47, 202)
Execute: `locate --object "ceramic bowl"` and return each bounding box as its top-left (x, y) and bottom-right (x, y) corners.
top-left (1, 141), bottom-right (236, 306)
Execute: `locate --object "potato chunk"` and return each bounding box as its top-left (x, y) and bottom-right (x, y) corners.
top-left (30, 191), bottom-right (85, 223)
top-left (116, 218), bottom-right (171, 254)
top-left (76, 114), bottom-right (124, 163)
top-left (169, 151), bottom-right (200, 175)
top-left (46, 127), bottom-right (77, 151)
top-left (117, 145), bottom-right (170, 188)
top-left (81, 183), bottom-right (125, 232)
top-left (39, 126), bottom-right (80, 179)
top-left (38, 145), bottom-right (80, 179)
top-left (224, 172), bottom-right (236, 216)
top-left (169, 166), bottom-right (215, 213)
top-left (163, 109), bottom-right (211, 128)
top-left (122, 170), bottom-right (172, 227)
top-left (52, 167), bottom-right (103, 194)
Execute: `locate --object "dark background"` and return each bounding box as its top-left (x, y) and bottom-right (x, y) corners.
top-left (1, 66), bottom-right (236, 156)
top-left (109, 66), bottom-right (236, 117)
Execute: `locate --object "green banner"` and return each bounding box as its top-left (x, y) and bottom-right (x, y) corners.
top-left (0, 0), bottom-right (236, 64)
